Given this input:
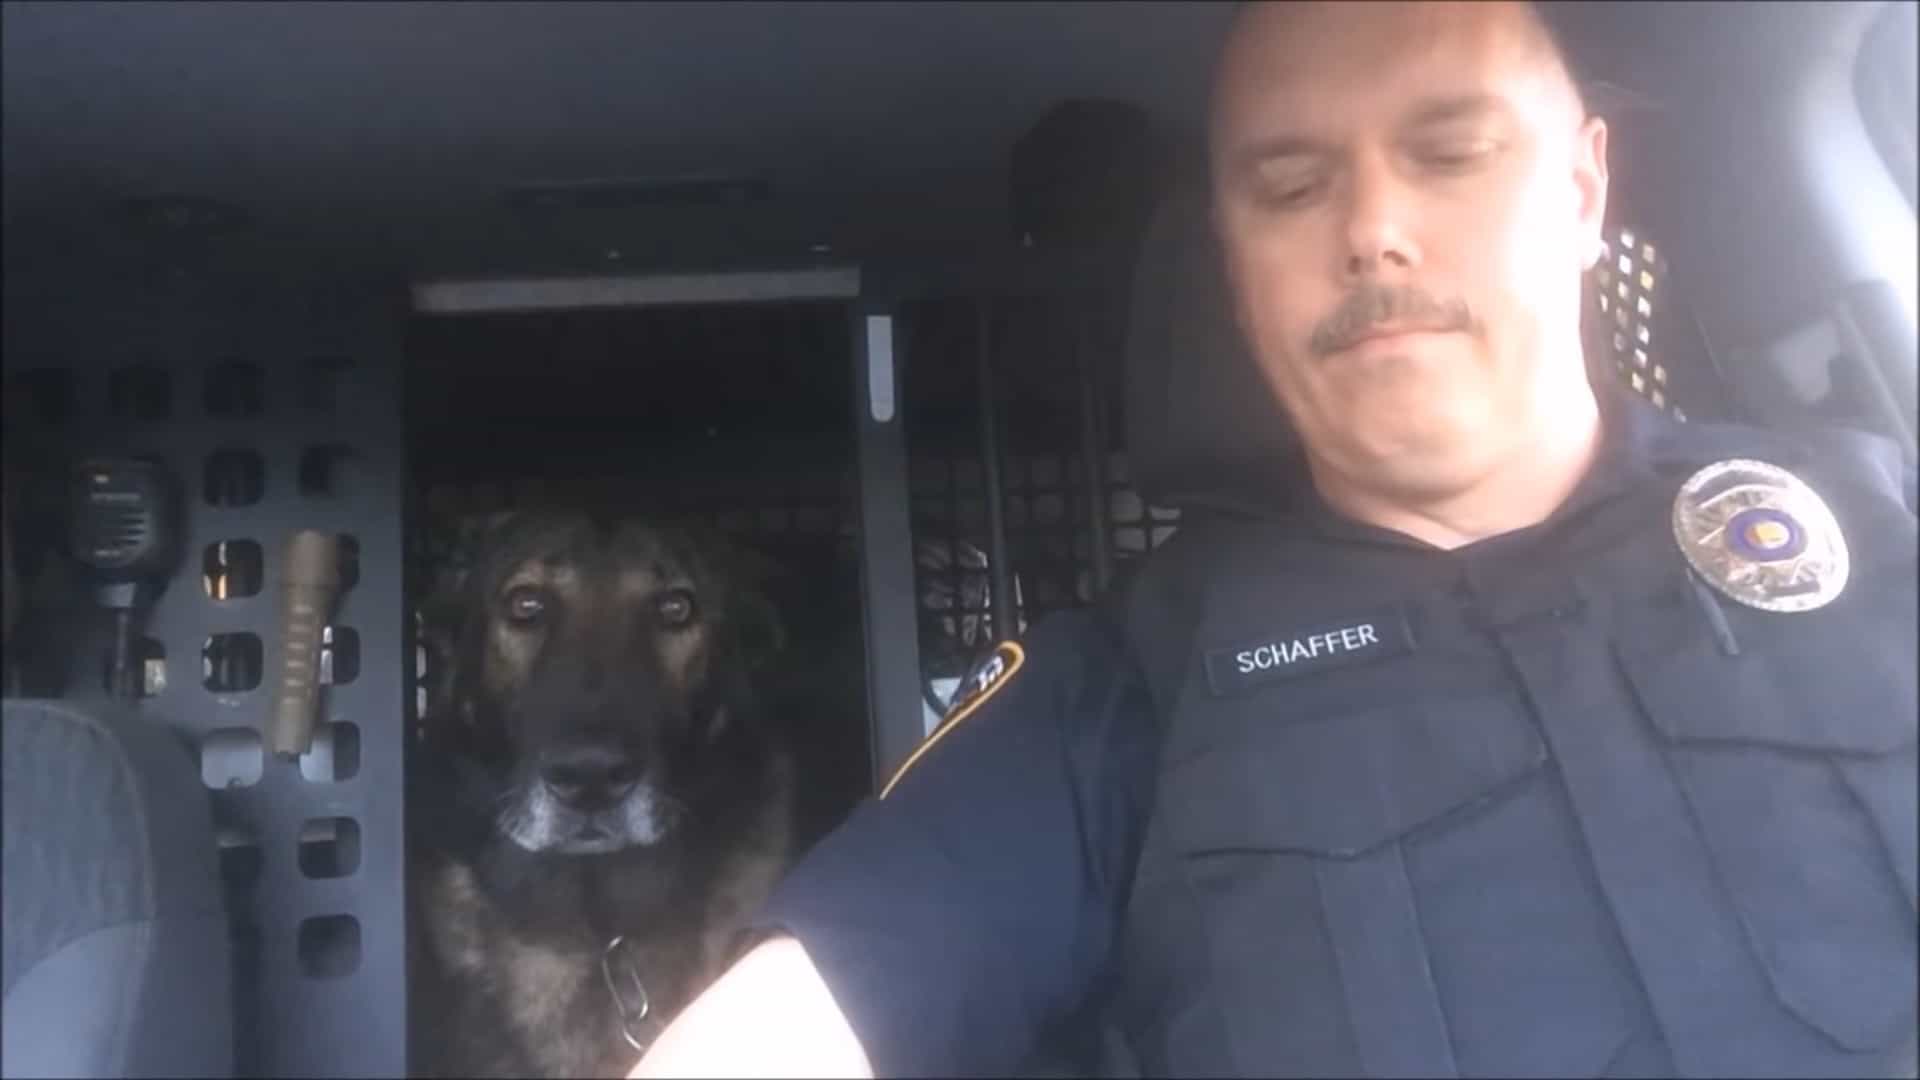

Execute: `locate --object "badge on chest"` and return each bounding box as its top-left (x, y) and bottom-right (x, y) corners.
top-left (1204, 610), bottom-right (1414, 697)
top-left (1672, 458), bottom-right (1850, 613)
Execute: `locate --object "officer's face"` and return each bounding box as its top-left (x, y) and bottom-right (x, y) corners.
top-left (1210, 0), bottom-right (1610, 501)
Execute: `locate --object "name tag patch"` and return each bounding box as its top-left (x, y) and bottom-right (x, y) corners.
top-left (1204, 610), bottom-right (1413, 696)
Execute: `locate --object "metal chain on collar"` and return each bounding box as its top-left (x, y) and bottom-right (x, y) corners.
top-left (601, 935), bottom-right (655, 1054)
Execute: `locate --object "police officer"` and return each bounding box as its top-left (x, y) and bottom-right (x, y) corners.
top-left (626, 1), bottom-right (1919, 1076)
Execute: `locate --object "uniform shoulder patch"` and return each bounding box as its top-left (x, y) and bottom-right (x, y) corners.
top-left (880, 640), bottom-right (1026, 799)
top-left (942, 641), bottom-right (1025, 723)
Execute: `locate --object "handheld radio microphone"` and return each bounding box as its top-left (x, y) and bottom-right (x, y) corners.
top-left (67, 458), bottom-right (183, 700)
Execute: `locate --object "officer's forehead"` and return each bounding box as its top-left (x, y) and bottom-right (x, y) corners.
top-left (1210, 1), bottom-right (1582, 162)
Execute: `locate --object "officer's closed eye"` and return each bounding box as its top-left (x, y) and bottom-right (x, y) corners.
top-left (1396, 92), bottom-right (1517, 176)
top-left (1406, 136), bottom-right (1505, 174)
top-left (1248, 159), bottom-right (1330, 211)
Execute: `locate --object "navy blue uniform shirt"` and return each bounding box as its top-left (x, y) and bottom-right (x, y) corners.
top-left (755, 401), bottom-right (1918, 1078)
top-left (758, 607), bottom-right (1160, 1076)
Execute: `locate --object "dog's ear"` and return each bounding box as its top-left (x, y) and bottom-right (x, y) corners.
top-left (692, 530), bottom-right (786, 670)
top-left (733, 583), bottom-right (787, 672)
top-left (415, 509), bottom-right (516, 743)
top-left (416, 577), bottom-right (472, 742)
top-left (463, 510), bottom-right (519, 558)
top-left (425, 509), bottom-right (518, 608)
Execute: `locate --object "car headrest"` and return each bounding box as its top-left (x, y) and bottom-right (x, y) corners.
top-left (1122, 185), bottom-right (1304, 512)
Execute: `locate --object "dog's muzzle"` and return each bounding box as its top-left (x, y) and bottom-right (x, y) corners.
top-left (497, 743), bottom-right (668, 854)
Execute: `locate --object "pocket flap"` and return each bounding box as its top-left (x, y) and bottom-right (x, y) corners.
top-left (1163, 693), bottom-right (1547, 858)
top-left (1616, 615), bottom-right (1917, 756)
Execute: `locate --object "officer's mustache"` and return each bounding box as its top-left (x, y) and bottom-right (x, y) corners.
top-left (1308, 283), bottom-right (1480, 359)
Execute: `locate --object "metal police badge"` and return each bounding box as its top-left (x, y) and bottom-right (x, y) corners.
top-left (1672, 458), bottom-right (1850, 613)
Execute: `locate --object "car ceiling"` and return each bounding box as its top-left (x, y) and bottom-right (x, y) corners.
top-left (0, 1), bottom-right (1872, 282)
top-left (2, 1), bottom-right (1243, 273)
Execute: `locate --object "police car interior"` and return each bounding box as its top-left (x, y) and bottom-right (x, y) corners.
top-left (2, 1), bottom-right (1915, 1076)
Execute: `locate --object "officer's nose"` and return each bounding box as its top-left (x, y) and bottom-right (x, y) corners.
top-left (539, 743), bottom-right (641, 810)
top-left (1338, 156), bottom-right (1422, 280)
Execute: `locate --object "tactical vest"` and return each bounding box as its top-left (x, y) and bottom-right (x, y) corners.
top-left (1103, 425), bottom-right (1918, 1077)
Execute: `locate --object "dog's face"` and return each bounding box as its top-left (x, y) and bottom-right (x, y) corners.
top-left (424, 512), bottom-right (781, 857)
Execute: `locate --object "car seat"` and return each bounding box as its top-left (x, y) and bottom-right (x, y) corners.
top-left (2, 697), bottom-right (234, 1077)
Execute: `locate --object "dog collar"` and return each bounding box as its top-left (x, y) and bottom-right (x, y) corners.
top-left (601, 935), bottom-right (661, 1054)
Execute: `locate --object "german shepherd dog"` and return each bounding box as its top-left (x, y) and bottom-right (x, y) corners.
top-left (408, 511), bottom-right (798, 1078)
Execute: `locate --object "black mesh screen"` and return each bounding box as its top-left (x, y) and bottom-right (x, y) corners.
top-left (900, 294), bottom-right (1180, 686)
top-left (1589, 220), bottom-right (1730, 422)
top-left (1596, 224), bottom-right (1687, 419)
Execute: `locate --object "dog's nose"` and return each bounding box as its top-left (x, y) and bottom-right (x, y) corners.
top-left (539, 745), bottom-right (640, 810)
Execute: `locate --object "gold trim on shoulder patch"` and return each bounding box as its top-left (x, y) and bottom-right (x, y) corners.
top-left (1672, 458), bottom-right (1849, 613)
top-left (880, 641), bottom-right (1026, 800)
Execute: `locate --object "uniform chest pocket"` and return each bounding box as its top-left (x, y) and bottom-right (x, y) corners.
top-left (1150, 686), bottom-right (1620, 1077)
top-left (1614, 585), bottom-right (1919, 1053)
top-left (1162, 689), bottom-right (1548, 858)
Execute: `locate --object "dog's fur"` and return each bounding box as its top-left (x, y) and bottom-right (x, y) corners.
top-left (407, 511), bottom-right (798, 1078)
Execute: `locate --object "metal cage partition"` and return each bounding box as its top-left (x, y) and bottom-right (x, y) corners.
top-left (4, 255), bottom-right (413, 1078)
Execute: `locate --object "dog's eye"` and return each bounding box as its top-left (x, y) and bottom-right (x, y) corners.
top-left (655, 589), bottom-right (696, 627)
top-left (504, 586), bottom-right (547, 625)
